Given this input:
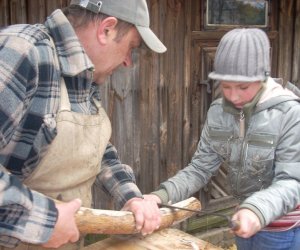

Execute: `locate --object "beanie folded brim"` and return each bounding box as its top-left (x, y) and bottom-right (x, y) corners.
top-left (208, 71), bottom-right (267, 82)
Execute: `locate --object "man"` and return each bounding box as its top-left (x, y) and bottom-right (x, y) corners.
top-left (0, 0), bottom-right (166, 249)
top-left (146, 28), bottom-right (300, 250)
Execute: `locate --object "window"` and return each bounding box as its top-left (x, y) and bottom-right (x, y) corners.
top-left (206, 0), bottom-right (268, 27)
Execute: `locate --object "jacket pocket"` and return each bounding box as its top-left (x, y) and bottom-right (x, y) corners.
top-left (208, 126), bottom-right (233, 162)
top-left (243, 133), bottom-right (276, 189)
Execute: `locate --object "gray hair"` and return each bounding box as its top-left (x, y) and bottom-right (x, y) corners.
top-left (63, 5), bottom-right (134, 42)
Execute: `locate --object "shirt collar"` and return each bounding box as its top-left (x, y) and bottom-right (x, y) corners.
top-left (44, 9), bottom-right (94, 77)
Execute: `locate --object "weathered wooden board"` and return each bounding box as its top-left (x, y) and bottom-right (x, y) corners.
top-left (83, 228), bottom-right (223, 250)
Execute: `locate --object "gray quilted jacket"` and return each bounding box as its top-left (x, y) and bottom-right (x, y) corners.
top-left (158, 78), bottom-right (300, 227)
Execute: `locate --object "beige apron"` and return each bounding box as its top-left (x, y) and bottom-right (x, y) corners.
top-left (2, 78), bottom-right (111, 250)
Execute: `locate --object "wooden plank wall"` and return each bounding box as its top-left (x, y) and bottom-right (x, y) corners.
top-left (0, 0), bottom-right (69, 25)
top-left (101, 0), bottom-right (188, 198)
top-left (291, 0), bottom-right (300, 86)
top-left (278, 0), bottom-right (300, 86)
top-left (0, 0), bottom-right (299, 210)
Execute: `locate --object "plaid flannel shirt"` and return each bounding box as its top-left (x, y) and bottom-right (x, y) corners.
top-left (0, 9), bottom-right (142, 247)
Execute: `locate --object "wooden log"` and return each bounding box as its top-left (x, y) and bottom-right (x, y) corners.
top-left (76, 197), bottom-right (201, 235)
top-left (83, 228), bottom-right (223, 250)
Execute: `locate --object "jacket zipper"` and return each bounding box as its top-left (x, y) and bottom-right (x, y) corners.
top-left (239, 110), bottom-right (245, 138)
top-left (236, 110), bottom-right (246, 195)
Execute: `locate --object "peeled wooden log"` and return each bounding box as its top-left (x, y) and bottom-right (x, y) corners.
top-left (75, 197), bottom-right (201, 234)
top-left (83, 228), bottom-right (223, 250)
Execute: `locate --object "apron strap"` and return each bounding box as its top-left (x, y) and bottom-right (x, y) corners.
top-left (60, 78), bottom-right (71, 111)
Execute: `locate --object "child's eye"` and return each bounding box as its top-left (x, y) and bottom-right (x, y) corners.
top-left (240, 86), bottom-right (249, 90)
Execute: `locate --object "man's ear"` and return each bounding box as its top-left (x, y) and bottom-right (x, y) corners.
top-left (97, 17), bottom-right (118, 45)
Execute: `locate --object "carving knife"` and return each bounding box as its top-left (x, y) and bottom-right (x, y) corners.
top-left (159, 203), bottom-right (240, 231)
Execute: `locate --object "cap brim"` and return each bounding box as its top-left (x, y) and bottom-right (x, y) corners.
top-left (136, 26), bottom-right (167, 53)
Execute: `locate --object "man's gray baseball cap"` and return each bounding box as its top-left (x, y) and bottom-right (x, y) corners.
top-left (70, 0), bottom-right (167, 53)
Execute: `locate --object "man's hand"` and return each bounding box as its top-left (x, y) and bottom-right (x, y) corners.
top-left (122, 194), bottom-right (162, 236)
top-left (42, 199), bottom-right (82, 248)
top-left (231, 208), bottom-right (262, 238)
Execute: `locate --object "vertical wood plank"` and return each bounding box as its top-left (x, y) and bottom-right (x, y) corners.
top-left (0, 0), bottom-right (9, 27)
top-left (277, 0), bottom-right (295, 82)
top-left (9, 0), bottom-right (27, 24)
top-left (182, 0), bottom-right (193, 167)
top-left (27, 0), bottom-right (46, 24)
top-left (156, 0), bottom-right (167, 189)
top-left (292, 0), bottom-right (300, 86)
top-left (161, 0), bottom-right (185, 180)
top-left (46, 0), bottom-right (70, 14)
top-left (190, 0), bottom-right (202, 31)
top-left (139, 1), bottom-right (161, 192)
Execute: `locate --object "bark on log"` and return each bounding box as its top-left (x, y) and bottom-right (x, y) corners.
top-left (75, 197), bottom-right (201, 234)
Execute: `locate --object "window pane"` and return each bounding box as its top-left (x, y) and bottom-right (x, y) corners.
top-left (207, 0), bottom-right (268, 27)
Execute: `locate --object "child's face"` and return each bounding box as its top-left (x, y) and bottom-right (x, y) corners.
top-left (220, 81), bottom-right (262, 109)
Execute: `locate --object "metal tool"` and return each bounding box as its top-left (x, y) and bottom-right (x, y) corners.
top-left (159, 203), bottom-right (240, 231)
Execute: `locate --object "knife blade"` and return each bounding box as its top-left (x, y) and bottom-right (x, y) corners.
top-left (158, 203), bottom-right (240, 231)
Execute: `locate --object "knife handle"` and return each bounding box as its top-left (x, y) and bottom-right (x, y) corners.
top-left (230, 219), bottom-right (241, 231)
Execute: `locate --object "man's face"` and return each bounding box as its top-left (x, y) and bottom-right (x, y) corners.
top-left (93, 26), bottom-right (142, 84)
top-left (220, 81), bottom-right (262, 109)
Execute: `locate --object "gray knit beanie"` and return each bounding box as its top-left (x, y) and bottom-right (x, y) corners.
top-left (208, 28), bottom-right (270, 82)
